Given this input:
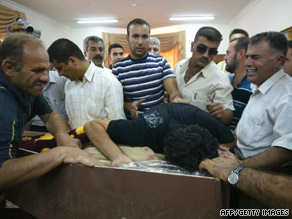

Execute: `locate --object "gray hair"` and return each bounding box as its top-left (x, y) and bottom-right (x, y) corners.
top-left (149, 37), bottom-right (160, 51)
top-left (83, 36), bottom-right (105, 52)
top-left (0, 32), bottom-right (44, 71)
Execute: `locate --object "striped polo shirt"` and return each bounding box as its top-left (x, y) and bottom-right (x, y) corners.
top-left (229, 74), bottom-right (252, 130)
top-left (112, 53), bottom-right (175, 116)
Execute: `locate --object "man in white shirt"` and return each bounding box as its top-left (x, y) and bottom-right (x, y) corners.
top-left (48, 38), bottom-right (126, 129)
top-left (234, 31), bottom-right (292, 169)
top-left (174, 26), bottom-right (234, 125)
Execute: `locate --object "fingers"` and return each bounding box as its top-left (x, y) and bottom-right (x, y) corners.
top-left (134, 99), bottom-right (145, 105)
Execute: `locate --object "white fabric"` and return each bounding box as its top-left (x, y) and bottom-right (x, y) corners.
top-left (31, 71), bottom-right (67, 126)
top-left (235, 70), bottom-right (292, 159)
top-left (174, 59), bottom-right (234, 111)
top-left (65, 62), bottom-right (126, 129)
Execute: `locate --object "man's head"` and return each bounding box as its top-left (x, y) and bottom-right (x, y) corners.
top-left (108, 43), bottom-right (124, 66)
top-left (0, 32), bottom-right (49, 96)
top-left (163, 124), bottom-right (219, 171)
top-left (83, 36), bottom-right (105, 68)
top-left (148, 37), bottom-right (160, 55)
top-left (190, 27), bottom-right (222, 69)
top-left (229, 29), bottom-right (249, 42)
top-left (127, 18), bottom-right (150, 60)
top-left (245, 31), bottom-right (287, 87)
top-left (224, 37), bottom-right (249, 73)
top-left (48, 38), bottom-right (86, 81)
top-left (283, 40), bottom-right (292, 76)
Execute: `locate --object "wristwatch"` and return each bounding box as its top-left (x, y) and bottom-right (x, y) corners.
top-left (227, 166), bottom-right (244, 185)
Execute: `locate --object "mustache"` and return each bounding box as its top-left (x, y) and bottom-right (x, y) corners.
top-left (93, 54), bottom-right (103, 60)
top-left (199, 57), bottom-right (208, 62)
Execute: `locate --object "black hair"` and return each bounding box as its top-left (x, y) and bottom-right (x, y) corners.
top-left (194, 26), bottom-right (222, 43)
top-left (234, 37), bottom-right (249, 53)
top-left (229, 28), bottom-right (249, 40)
top-left (108, 43), bottom-right (124, 54)
top-left (47, 38), bottom-right (86, 64)
top-left (127, 18), bottom-right (150, 36)
top-left (163, 124), bottom-right (219, 171)
top-left (250, 31), bottom-right (288, 61)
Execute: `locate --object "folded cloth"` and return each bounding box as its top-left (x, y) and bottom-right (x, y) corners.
top-left (84, 145), bottom-right (164, 166)
top-left (21, 126), bottom-right (89, 152)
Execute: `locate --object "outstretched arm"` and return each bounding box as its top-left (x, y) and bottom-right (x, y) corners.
top-left (84, 120), bottom-right (132, 166)
top-left (0, 146), bottom-right (101, 191)
top-left (199, 154), bottom-right (292, 210)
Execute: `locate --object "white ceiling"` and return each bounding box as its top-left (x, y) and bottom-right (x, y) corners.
top-left (10, 0), bottom-right (252, 29)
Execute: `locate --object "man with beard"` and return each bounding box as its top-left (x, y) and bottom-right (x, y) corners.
top-left (224, 37), bottom-right (252, 130)
top-left (48, 38), bottom-right (126, 129)
top-left (174, 27), bottom-right (234, 125)
top-left (83, 36), bottom-right (110, 72)
top-left (112, 18), bottom-right (190, 119)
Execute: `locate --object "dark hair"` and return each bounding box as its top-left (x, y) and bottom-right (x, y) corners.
top-left (194, 26), bottom-right (222, 43)
top-left (250, 32), bottom-right (288, 61)
top-left (234, 37), bottom-right (249, 53)
top-left (108, 43), bottom-right (124, 54)
top-left (83, 36), bottom-right (105, 52)
top-left (163, 125), bottom-right (219, 171)
top-left (127, 18), bottom-right (150, 36)
top-left (47, 38), bottom-right (86, 64)
top-left (229, 28), bottom-right (249, 40)
top-left (288, 40), bottom-right (292, 49)
top-left (0, 32), bottom-right (44, 71)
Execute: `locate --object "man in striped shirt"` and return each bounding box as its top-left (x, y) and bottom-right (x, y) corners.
top-left (112, 18), bottom-right (190, 119)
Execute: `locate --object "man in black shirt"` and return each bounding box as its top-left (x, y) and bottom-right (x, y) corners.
top-left (85, 103), bottom-right (235, 170)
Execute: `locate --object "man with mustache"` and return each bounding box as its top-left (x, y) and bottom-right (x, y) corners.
top-left (83, 36), bottom-right (109, 71)
top-left (174, 27), bottom-right (234, 125)
top-left (48, 38), bottom-right (126, 129)
top-left (112, 18), bottom-right (190, 119)
top-left (0, 33), bottom-right (101, 193)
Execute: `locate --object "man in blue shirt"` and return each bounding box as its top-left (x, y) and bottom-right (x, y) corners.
top-left (0, 33), bottom-right (101, 191)
top-left (112, 18), bottom-right (190, 119)
top-left (224, 37), bottom-right (252, 130)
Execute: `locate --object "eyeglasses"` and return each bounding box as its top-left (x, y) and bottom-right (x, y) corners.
top-left (196, 44), bottom-right (218, 56)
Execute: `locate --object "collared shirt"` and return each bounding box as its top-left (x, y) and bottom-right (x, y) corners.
top-left (65, 62), bottom-right (125, 129)
top-left (112, 53), bottom-right (175, 116)
top-left (30, 71), bottom-right (67, 126)
top-left (174, 59), bottom-right (234, 111)
top-left (235, 69), bottom-right (292, 159)
top-left (0, 70), bottom-right (53, 166)
top-left (229, 74), bottom-right (252, 130)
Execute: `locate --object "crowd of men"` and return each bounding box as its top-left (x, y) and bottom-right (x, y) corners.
top-left (0, 17), bottom-right (292, 211)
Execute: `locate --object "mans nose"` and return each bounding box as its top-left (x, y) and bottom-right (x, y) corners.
top-left (39, 71), bottom-right (49, 82)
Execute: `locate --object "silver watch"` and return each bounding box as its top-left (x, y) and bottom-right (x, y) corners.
top-left (227, 166), bottom-right (244, 185)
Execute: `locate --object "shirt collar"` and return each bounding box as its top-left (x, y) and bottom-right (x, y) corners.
top-left (83, 61), bottom-right (96, 83)
top-left (253, 69), bottom-right (286, 94)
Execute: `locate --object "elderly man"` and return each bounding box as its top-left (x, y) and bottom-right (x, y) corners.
top-left (148, 37), bottom-right (160, 55)
top-left (0, 33), bottom-right (101, 191)
top-left (224, 37), bottom-right (252, 130)
top-left (108, 43), bottom-right (124, 69)
top-left (48, 38), bottom-right (125, 129)
top-left (174, 27), bottom-right (234, 125)
top-left (234, 32), bottom-right (292, 169)
top-left (112, 18), bottom-right (190, 119)
top-left (83, 36), bottom-right (108, 69)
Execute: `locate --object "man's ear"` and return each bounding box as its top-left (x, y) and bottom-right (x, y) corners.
top-left (68, 56), bottom-right (78, 66)
top-left (83, 50), bottom-right (87, 57)
top-left (276, 54), bottom-right (285, 67)
top-left (237, 49), bottom-right (245, 60)
top-left (191, 42), bottom-right (195, 52)
top-left (1, 59), bottom-right (15, 77)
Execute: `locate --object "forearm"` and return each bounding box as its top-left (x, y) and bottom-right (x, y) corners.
top-left (238, 168), bottom-right (292, 210)
top-left (44, 111), bottom-right (70, 140)
top-left (0, 148), bottom-right (65, 190)
top-left (84, 120), bottom-right (125, 161)
top-left (241, 147), bottom-right (292, 169)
